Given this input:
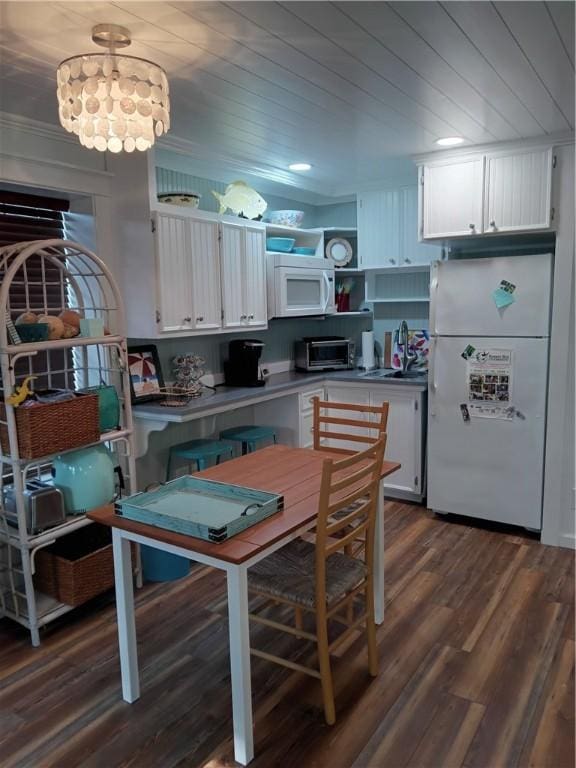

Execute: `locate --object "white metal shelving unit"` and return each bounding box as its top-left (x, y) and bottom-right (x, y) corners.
top-left (0, 239), bottom-right (137, 646)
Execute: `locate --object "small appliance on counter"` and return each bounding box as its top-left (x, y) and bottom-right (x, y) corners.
top-left (52, 444), bottom-right (117, 515)
top-left (2, 480), bottom-right (65, 534)
top-left (295, 336), bottom-right (355, 372)
top-left (224, 339), bottom-right (266, 387)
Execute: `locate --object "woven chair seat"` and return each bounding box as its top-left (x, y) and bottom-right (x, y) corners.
top-left (331, 498), bottom-right (366, 521)
top-left (248, 539), bottom-right (366, 609)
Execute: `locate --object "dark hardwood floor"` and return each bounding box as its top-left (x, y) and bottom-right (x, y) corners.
top-left (1, 502), bottom-right (574, 768)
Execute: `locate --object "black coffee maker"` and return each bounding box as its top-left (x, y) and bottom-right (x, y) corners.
top-left (224, 339), bottom-right (266, 387)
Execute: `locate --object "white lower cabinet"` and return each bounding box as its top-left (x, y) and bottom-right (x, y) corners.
top-left (325, 383), bottom-right (426, 501)
top-left (299, 387), bottom-right (326, 448)
top-left (369, 388), bottom-right (424, 499)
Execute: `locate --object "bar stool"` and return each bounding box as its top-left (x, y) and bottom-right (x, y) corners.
top-left (166, 438), bottom-right (233, 481)
top-left (220, 425), bottom-right (277, 455)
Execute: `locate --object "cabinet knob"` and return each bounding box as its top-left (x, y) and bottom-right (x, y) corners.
top-left (183, 316), bottom-right (192, 322)
top-left (196, 316), bottom-right (204, 322)
top-left (249, 314), bottom-right (254, 320)
top-left (389, 258), bottom-right (396, 264)
top-left (468, 224), bottom-right (475, 230)
top-left (404, 258), bottom-right (411, 264)
top-left (240, 314), bottom-right (247, 320)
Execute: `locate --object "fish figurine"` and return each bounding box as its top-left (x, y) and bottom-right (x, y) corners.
top-left (7, 375), bottom-right (37, 407)
top-left (211, 181), bottom-right (267, 220)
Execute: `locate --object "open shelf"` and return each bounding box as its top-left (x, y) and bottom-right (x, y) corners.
top-left (1, 428), bottom-right (132, 468)
top-left (331, 310), bottom-right (373, 317)
top-left (371, 297), bottom-right (430, 303)
top-left (264, 223), bottom-right (322, 235)
top-left (0, 514), bottom-right (93, 549)
top-left (3, 334), bottom-right (124, 356)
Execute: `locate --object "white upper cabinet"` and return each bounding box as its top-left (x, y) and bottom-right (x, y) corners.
top-left (220, 221), bottom-right (267, 330)
top-left (155, 212), bottom-right (221, 334)
top-left (189, 217), bottom-right (222, 331)
top-left (358, 185), bottom-right (439, 268)
top-left (244, 225), bottom-right (267, 326)
top-left (421, 157), bottom-right (485, 239)
top-left (357, 188), bottom-right (401, 268)
top-left (484, 147), bottom-right (553, 233)
top-left (153, 210), bottom-right (265, 337)
top-left (400, 186), bottom-right (440, 266)
top-left (420, 145), bottom-right (555, 240)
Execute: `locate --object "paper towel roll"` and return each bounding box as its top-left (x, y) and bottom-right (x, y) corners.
top-left (362, 331), bottom-right (375, 370)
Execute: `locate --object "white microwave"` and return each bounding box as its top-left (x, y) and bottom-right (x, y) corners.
top-left (267, 253), bottom-right (335, 318)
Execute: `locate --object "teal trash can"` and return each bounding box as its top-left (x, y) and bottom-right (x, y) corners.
top-left (141, 545), bottom-right (190, 582)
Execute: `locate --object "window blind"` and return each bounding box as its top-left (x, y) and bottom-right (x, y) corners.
top-left (0, 191), bottom-right (72, 388)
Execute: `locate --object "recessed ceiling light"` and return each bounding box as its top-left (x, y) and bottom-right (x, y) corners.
top-left (289, 162), bottom-right (312, 171)
top-left (435, 137), bottom-right (465, 147)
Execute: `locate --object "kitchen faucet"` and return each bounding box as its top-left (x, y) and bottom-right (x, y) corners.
top-left (398, 320), bottom-right (418, 373)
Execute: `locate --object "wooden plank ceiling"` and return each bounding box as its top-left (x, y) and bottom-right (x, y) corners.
top-left (0, 1), bottom-right (574, 196)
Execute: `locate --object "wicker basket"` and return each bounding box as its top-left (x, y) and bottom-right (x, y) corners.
top-left (0, 392), bottom-right (100, 459)
top-left (34, 524), bottom-right (115, 607)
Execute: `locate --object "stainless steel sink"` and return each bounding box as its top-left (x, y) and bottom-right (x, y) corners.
top-left (360, 369), bottom-right (427, 381)
top-left (381, 370), bottom-right (426, 380)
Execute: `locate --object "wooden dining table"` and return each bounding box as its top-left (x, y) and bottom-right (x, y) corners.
top-left (89, 444), bottom-right (400, 766)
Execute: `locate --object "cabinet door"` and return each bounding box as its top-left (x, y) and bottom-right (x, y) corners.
top-left (421, 157), bottom-right (484, 239)
top-left (370, 389), bottom-right (422, 496)
top-left (400, 186), bottom-right (441, 266)
top-left (325, 386), bottom-right (372, 451)
top-left (155, 213), bottom-right (194, 333)
top-left (243, 225), bottom-right (267, 327)
top-left (484, 147), bottom-right (553, 233)
top-left (220, 221), bottom-right (245, 329)
top-left (189, 218), bottom-right (221, 331)
top-left (358, 189), bottom-right (401, 268)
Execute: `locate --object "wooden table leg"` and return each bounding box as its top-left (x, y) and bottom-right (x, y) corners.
top-left (112, 528), bottom-right (140, 703)
top-left (374, 480), bottom-right (385, 625)
top-left (227, 565), bottom-right (254, 765)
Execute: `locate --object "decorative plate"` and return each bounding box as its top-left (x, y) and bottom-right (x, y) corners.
top-left (325, 237), bottom-right (353, 266)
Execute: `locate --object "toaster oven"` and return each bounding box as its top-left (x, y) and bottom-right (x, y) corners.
top-left (295, 337), bottom-right (355, 372)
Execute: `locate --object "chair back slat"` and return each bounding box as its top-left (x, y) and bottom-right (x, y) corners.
top-left (313, 398), bottom-right (389, 454)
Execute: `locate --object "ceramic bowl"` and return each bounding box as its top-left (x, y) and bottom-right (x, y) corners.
top-left (266, 210), bottom-right (305, 227)
top-left (266, 237), bottom-right (296, 253)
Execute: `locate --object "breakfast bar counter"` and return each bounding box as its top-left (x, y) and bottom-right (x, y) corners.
top-left (131, 369), bottom-right (427, 459)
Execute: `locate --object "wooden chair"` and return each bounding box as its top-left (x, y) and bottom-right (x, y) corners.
top-left (313, 397), bottom-right (389, 560)
top-left (312, 397), bottom-right (389, 455)
top-left (247, 436), bottom-right (387, 725)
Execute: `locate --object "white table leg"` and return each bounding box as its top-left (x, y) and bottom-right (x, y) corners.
top-left (112, 528), bottom-right (140, 703)
top-left (227, 566), bottom-right (254, 765)
top-left (374, 480), bottom-right (385, 625)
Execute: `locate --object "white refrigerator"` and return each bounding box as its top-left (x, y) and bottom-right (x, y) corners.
top-left (428, 254), bottom-right (552, 530)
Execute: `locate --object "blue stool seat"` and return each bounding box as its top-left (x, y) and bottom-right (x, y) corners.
top-left (167, 438), bottom-right (233, 481)
top-left (219, 425), bottom-right (277, 455)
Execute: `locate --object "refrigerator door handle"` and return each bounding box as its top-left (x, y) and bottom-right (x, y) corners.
top-left (429, 262), bottom-right (439, 335)
top-left (429, 337), bottom-right (437, 417)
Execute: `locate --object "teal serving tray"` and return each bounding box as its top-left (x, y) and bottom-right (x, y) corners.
top-left (115, 476), bottom-right (283, 543)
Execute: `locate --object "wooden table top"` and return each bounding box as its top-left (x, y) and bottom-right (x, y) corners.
top-left (89, 445), bottom-right (400, 565)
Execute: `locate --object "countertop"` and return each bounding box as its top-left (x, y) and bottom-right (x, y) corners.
top-left (133, 368), bottom-right (427, 423)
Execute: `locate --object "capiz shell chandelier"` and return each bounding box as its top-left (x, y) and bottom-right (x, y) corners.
top-left (56, 24), bottom-right (170, 152)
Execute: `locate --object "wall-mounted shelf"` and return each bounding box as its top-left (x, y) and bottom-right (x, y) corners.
top-left (371, 297), bottom-right (430, 304)
top-left (365, 267), bottom-right (430, 304)
top-left (331, 310), bottom-right (373, 317)
top-left (265, 223), bottom-right (324, 259)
